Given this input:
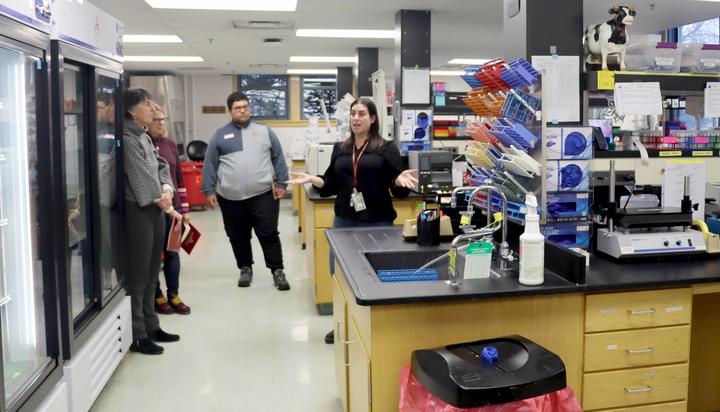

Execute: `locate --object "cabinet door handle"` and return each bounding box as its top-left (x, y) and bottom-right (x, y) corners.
top-left (336, 320), bottom-right (344, 344)
top-left (628, 308), bottom-right (656, 315)
top-left (624, 386), bottom-right (652, 393)
top-left (626, 347), bottom-right (654, 354)
top-left (344, 340), bottom-right (356, 346)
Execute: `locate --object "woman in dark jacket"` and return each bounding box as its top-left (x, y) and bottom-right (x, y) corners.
top-left (123, 88), bottom-right (181, 355)
top-left (287, 97), bottom-right (417, 343)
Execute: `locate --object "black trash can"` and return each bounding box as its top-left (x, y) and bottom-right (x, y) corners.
top-left (410, 335), bottom-right (566, 408)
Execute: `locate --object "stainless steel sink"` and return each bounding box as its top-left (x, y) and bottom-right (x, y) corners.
top-left (360, 250), bottom-right (453, 281)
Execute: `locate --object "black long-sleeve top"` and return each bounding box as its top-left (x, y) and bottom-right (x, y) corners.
top-left (316, 140), bottom-right (409, 223)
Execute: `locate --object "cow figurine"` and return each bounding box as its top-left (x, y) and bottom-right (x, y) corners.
top-left (584, 5), bottom-right (637, 70)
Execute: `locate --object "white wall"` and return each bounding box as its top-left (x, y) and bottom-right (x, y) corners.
top-left (187, 74), bottom-right (234, 142)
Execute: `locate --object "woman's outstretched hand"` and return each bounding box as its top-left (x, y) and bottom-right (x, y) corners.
top-left (394, 169), bottom-right (418, 189)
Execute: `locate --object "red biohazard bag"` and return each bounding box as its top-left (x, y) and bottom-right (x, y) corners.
top-left (398, 365), bottom-right (583, 412)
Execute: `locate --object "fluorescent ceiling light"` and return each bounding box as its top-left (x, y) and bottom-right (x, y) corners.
top-left (290, 56), bottom-right (356, 63)
top-left (123, 35), bottom-right (182, 43)
top-left (430, 70), bottom-right (466, 76)
top-left (287, 69), bottom-right (337, 75)
top-left (303, 78), bottom-right (337, 82)
top-left (124, 56), bottom-right (204, 62)
top-left (296, 29), bottom-right (395, 39)
top-left (448, 58), bottom-right (491, 65)
top-left (145, 0), bottom-right (297, 11)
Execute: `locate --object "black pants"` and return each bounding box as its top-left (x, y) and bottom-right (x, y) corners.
top-left (218, 190), bottom-right (284, 271)
top-left (124, 202), bottom-right (164, 339)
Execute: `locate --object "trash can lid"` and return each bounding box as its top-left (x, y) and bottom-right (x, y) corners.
top-left (410, 335), bottom-right (566, 408)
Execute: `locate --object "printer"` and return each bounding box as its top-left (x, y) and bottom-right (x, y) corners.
top-left (305, 143), bottom-right (335, 175)
top-left (408, 150), bottom-right (455, 194)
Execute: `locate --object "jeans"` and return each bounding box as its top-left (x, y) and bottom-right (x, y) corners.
top-left (218, 190), bottom-right (284, 271)
top-left (156, 213), bottom-right (180, 297)
top-left (329, 216), bottom-right (394, 274)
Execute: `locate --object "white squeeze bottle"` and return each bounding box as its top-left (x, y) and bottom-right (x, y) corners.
top-left (519, 194), bottom-right (544, 286)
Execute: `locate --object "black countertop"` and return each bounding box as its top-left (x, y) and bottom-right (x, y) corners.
top-left (326, 227), bottom-right (720, 306)
top-left (304, 183), bottom-right (423, 202)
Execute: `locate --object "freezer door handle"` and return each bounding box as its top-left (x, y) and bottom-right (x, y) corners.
top-left (0, 295), bottom-right (12, 308)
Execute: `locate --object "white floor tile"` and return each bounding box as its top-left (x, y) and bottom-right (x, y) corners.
top-left (91, 200), bottom-right (340, 412)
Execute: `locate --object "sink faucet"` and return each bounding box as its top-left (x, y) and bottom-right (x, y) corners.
top-left (448, 184), bottom-right (515, 280)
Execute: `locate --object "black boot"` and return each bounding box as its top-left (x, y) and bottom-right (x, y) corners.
top-left (129, 338), bottom-right (164, 355)
top-left (149, 328), bottom-right (180, 343)
top-left (324, 330), bottom-right (334, 344)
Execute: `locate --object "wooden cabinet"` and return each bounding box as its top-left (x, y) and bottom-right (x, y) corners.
top-left (585, 288), bottom-right (692, 332)
top-left (583, 364), bottom-right (689, 410)
top-left (333, 275), bottom-right (349, 412)
top-left (290, 159), bottom-right (305, 216)
top-left (332, 265), bottom-right (585, 412)
top-left (348, 317), bottom-right (371, 412)
top-left (583, 288), bottom-right (692, 411)
top-left (584, 325), bottom-right (690, 372)
top-left (599, 401), bottom-right (687, 412)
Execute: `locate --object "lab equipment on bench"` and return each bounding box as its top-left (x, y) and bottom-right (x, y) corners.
top-left (596, 161), bottom-right (707, 259)
top-left (408, 150), bottom-right (455, 194)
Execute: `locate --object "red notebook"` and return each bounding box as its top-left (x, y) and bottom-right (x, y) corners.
top-left (181, 223), bottom-right (201, 254)
top-left (166, 214), bottom-right (184, 252)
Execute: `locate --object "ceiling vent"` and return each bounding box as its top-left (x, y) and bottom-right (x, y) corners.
top-left (249, 63), bottom-right (286, 69)
top-left (262, 38), bottom-right (284, 46)
top-left (231, 20), bottom-right (294, 30)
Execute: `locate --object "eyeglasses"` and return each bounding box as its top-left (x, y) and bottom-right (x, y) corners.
top-left (153, 118), bottom-right (167, 123)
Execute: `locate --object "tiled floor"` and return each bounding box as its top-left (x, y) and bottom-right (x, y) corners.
top-left (91, 200), bottom-right (340, 412)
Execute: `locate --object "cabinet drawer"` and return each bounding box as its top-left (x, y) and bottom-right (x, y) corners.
top-left (313, 202), bottom-right (336, 228)
top-left (585, 288), bottom-right (691, 332)
top-left (599, 401), bottom-right (686, 412)
top-left (582, 363), bottom-right (688, 410)
top-left (584, 325), bottom-right (690, 372)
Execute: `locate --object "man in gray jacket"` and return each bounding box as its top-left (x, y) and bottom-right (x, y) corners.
top-left (202, 92), bottom-right (290, 290)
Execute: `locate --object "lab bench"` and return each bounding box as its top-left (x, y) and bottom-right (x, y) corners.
top-left (327, 226), bottom-right (720, 412)
top-left (303, 185), bottom-right (421, 315)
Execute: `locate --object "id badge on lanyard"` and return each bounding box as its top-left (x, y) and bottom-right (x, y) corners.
top-left (350, 141), bottom-right (369, 212)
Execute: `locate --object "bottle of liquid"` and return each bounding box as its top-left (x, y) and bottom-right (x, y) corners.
top-left (519, 194), bottom-right (544, 286)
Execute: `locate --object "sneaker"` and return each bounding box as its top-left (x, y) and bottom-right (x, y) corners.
top-left (129, 338), bottom-right (164, 355)
top-left (238, 266), bottom-right (253, 287)
top-left (272, 269), bottom-right (290, 291)
top-left (154, 295), bottom-right (174, 315)
top-left (149, 328), bottom-right (180, 343)
top-left (169, 294), bottom-right (191, 315)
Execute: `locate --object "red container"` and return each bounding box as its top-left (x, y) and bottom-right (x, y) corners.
top-left (181, 161), bottom-right (206, 209)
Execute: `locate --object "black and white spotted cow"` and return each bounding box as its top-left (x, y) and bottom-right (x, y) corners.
top-left (584, 5), bottom-right (637, 70)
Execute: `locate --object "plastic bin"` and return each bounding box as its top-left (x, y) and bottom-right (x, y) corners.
top-left (401, 335), bottom-right (582, 411)
top-left (680, 43), bottom-right (702, 72)
top-left (695, 44), bottom-right (720, 73)
top-left (648, 42), bottom-right (682, 72)
top-left (180, 161), bottom-right (206, 209)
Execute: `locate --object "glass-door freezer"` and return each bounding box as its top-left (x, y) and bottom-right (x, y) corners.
top-left (0, 41), bottom-right (54, 409)
top-left (53, 41), bottom-right (125, 360)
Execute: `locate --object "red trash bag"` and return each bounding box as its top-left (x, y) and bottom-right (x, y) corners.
top-left (398, 365), bottom-right (583, 412)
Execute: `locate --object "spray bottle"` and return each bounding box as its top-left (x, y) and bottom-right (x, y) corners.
top-left (519, 194), bottom-right (544, 286)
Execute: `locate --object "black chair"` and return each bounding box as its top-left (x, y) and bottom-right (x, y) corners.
top-left (186, 140), bottom-right (208, 162)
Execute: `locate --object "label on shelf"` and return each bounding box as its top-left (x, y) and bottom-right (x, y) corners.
top-left (655, 57), bottom-right (675, 67)
top-left (702, 59), bottom-right (720, 68)
top-left (597, 71), bottom-right (615, 90)
top-left (692, 150), bottom-right (714, 157)
top-left (659, 150), bottom-right (682, 157)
